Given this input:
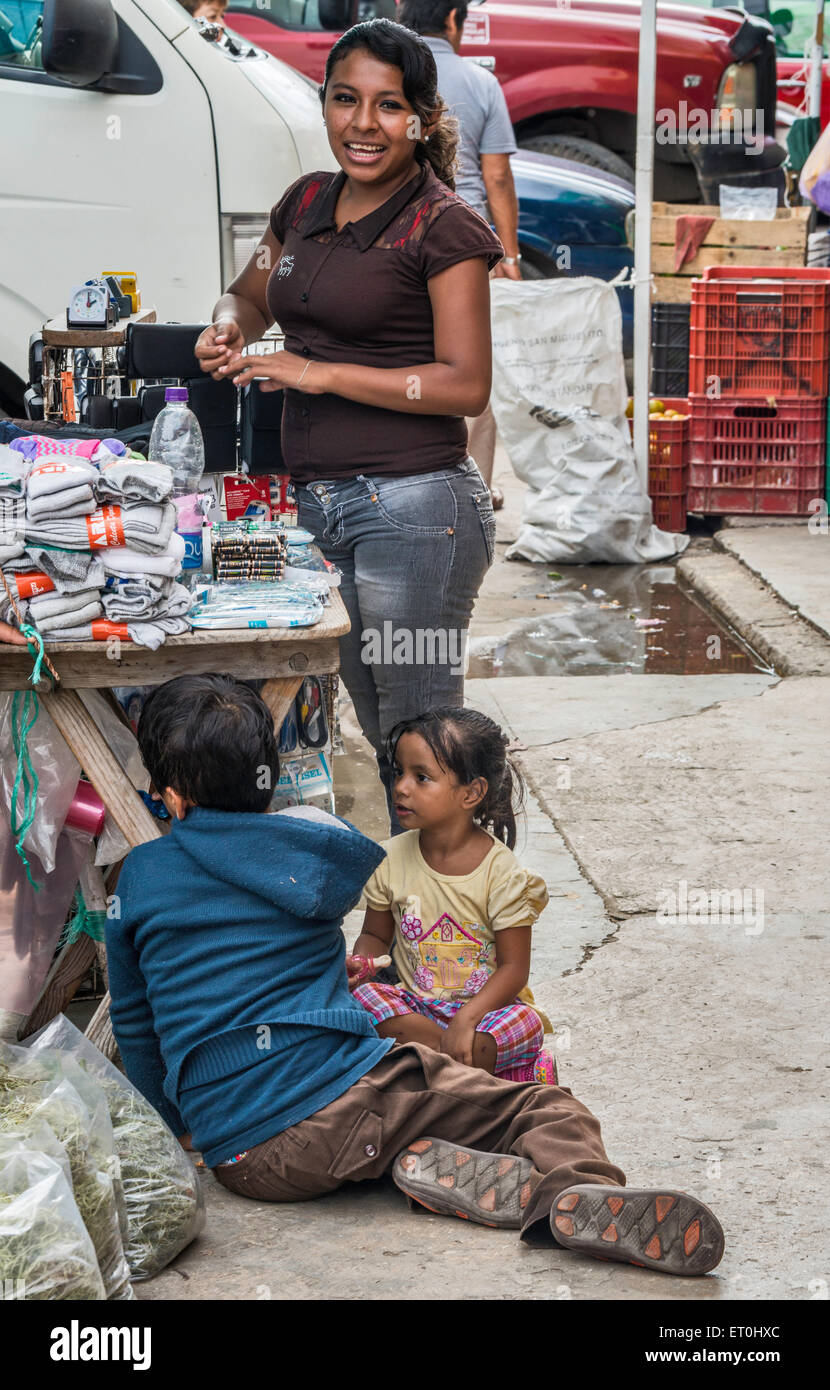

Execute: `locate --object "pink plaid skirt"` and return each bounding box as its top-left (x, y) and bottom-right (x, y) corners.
top-left (352, 981), bottom-right (544, 1076)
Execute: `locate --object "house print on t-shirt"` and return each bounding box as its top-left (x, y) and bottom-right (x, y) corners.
top-left (398, 896), bottom-right (493, 1002)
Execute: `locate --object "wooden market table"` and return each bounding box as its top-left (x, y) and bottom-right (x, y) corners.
top-left (0, 590), bottom-right (350, 1053)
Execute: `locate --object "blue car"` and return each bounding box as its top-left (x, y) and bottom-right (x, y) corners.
top-left (512, 151), bottom-right (635, 357)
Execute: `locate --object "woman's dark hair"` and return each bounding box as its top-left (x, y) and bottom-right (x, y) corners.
top-left (137, 674), bottom-right (279, 814)
top-left (320, 19), bottom-right (458, 190)
top-left (388, 706), bottom-right (524, 848)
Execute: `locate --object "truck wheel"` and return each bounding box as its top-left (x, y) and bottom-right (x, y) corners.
top-left (519, 134), bottom-right (635, 184)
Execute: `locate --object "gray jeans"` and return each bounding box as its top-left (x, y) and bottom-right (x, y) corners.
top-left (296, 459), bottom-right (495, 830)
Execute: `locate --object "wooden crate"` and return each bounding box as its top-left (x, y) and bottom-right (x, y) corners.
top-left (649, 202), bottom-right (810, 303)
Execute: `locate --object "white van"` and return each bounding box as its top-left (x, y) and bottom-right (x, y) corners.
top-left (0, 0), bottom-right (336, 411)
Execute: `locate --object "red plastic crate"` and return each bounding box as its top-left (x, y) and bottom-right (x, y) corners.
top-left (687, 396), bottom-right (826, 515)
top-left (630, 397), bottom-right (689, 531)
top-left (688, 266), bottom-right (830, 399)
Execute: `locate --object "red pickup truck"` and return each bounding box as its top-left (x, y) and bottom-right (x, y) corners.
top-left (227, 0), bottom-right (785, 202)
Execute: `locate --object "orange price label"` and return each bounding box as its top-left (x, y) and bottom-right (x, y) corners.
top-left (15, 572), bottom-right (54, 599)
top-left (90, 620), bottom-right (129, 641)
top-left (85, 506), bottom-right (126, 549)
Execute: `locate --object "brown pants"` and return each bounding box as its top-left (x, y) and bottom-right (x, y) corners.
top-left (214, 1043), bottom-right (625, 1237)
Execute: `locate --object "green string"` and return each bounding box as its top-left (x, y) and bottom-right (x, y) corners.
top-left (10, 623), bottom-right (55, 891)
top-left (60, 888), bottom-right (106, 948)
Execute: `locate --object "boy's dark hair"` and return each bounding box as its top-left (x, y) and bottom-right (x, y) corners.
top-left (137, 674), bottom-right (279, 814)
top-left (397, 0), bottom-right (470, 37)
top-left (387, 706), bottom-right (523, 848)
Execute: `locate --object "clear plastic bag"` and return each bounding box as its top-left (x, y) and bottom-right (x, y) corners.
top-left (0, 1141), bottom-right (105, 1300)
top-left (0, 695), bottom-right (81, 876)
top-left (0, 824), bottom-right (91, 1017)
top-left (0, 1057), bottom-right (133, 1300)
top-left (718, 185), bottom-right (778, 221)
top-left (24, 1016), bottom-right (204, 1280)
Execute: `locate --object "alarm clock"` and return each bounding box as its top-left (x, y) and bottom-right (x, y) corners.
top-left (67, 280), bottom-right (113, 330)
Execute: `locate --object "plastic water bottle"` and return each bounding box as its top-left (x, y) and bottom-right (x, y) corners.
top-left (148, 387), bottom-right (205, 582)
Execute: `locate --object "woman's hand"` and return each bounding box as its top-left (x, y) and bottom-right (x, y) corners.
top-left (195, 320), bottom-right (246, 380)
top-left (438, 1013), bottom-right (478, 1068)
top-left (219, 349), bottom-right (327, 395)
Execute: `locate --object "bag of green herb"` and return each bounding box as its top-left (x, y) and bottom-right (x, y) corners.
top-left (0, 1141), bottom-right (105, 1300)
top-left (0, 1063), bottom-right (133, 1301)
top-left (23, 1017), bottom-right (204, 1280)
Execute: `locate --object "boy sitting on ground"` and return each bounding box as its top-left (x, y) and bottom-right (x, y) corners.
top-left (106, 673), bottom-right (725, 1276)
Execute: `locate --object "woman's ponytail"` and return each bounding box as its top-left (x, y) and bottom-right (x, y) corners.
top-left (419, 105), bottom-right (459, 191)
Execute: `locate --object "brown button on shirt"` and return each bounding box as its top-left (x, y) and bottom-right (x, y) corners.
top-left (266, 162), bottom-right (503, 484)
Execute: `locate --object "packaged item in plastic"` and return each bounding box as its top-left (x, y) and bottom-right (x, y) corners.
top-left (0, 1141), bottom-right (106, 1300)
top-left (0, 1062), bottom-right (133, 1300)
top-left (189, 580), bottom-right (323, 629)
top-left (718, 185), bottom-right (778, 221)
top-left (270, 751), bottom-right (335, 815)
top-left (24, 1016), bottom-right (204, 1280)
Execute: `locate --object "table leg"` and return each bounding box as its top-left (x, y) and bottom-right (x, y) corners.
top-left (29, 688), bottom-right (163, 1055)
top-left (260, 676), bottom-right (303, 735)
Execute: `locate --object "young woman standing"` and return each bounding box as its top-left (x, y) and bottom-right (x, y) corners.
top-left (196, 18), bottom-right (501, 829)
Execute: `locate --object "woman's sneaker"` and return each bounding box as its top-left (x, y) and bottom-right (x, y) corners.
top-left (392, 1138), bottom-right (534, 1229)
top-left (550, 1184), bottom-right (725, 1276)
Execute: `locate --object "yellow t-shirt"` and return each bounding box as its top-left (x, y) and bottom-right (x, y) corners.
top-left (363, 830), bottom-right (549, 1009)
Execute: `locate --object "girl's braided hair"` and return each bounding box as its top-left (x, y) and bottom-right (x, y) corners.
top-left (320, 18), bottom-right (459, 190)
top-left (387, 707), bottom-right (524, 849)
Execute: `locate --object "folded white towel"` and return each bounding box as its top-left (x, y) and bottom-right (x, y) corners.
top-left (27, 486), bottom-right (97, 520)
top-left (100, 530), bottom-right (185, 578)
top-left (25, 501), bottom-right (176, 554)
top-left (28, 588), bottom-right (101, 621)
top-left (43, 614), bottom-right (189, 648)
top-left (35, 599), bottom-right (103, 632)
top-left (102, 579), bottom-right (192, 621)
top-left (96, 460), bottom-right (173, 506)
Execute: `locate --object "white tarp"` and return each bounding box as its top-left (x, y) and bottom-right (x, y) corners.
top-left (489, 277), bottom-right (689, 563)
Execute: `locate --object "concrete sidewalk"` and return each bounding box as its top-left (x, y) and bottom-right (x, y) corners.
top-left (137, 457), bottom-right (829, 1302)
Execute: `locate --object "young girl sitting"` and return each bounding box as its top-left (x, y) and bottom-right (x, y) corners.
top-left (348, 707), bottom-right (557, 1083)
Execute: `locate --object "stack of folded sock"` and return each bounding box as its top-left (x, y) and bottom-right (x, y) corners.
top-left (26, 458), bottom-right (98, 521)
top-left (0, 435), bottom-right (194, 648)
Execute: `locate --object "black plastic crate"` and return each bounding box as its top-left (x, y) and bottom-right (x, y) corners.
top-left (652, 302), bottom-right (691, 398)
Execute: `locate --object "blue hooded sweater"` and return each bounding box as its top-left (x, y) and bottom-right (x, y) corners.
top-left (106, 807), bottom-right (392, 1167)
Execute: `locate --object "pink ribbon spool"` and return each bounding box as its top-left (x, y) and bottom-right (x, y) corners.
top-left (64, 779), bottom-right (106, 837)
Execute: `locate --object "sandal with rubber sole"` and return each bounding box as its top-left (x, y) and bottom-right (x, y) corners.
top-left (551, 1184), bottom-right (725, 1276)
top-left (393, 1137), bottom-right (534, 1230)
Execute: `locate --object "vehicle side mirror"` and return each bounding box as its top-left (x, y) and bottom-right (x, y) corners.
top-left (41, 0), bottom-right (118, 87)
top-left (318, 0), bottom-right (352, 32)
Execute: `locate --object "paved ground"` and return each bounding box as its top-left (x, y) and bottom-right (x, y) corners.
top-left (716, 523), bottom-right (830, 641)
top-left (138, 452), bottom-right (829, 1301)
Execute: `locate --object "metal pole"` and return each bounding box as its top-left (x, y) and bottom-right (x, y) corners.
top-left (633, 0), bottom-right (658, 489)
top-left (808, 0), bottom-right (824, 118)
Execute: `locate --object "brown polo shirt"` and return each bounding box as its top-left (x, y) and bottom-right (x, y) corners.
top-left (266, 162), bottom-right (503, 483)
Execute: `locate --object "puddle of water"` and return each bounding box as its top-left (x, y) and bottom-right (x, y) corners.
top-left (468, 563), bottom-right (767, 679)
